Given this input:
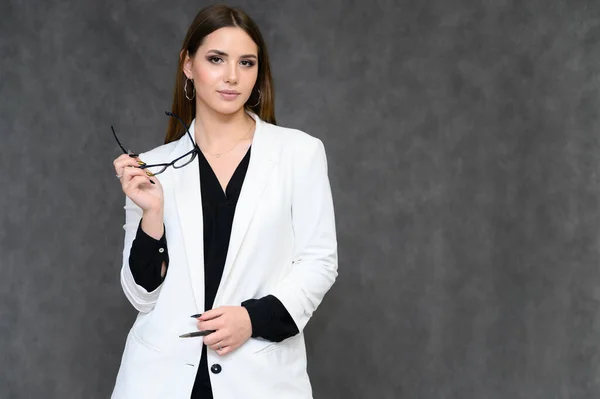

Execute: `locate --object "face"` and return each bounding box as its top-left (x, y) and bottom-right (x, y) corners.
top-left (183, 27), bottom-right (259, 116)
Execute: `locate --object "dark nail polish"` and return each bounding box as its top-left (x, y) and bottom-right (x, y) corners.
top-left (190, 313), bottom-right (202, 318)
top-left (149, 179), bottom-right (155, 184)
top-left (128, 153), bottom-right (139, 158)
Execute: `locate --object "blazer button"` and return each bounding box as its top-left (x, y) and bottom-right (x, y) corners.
top-left (210, 364), bottom-right (222, 374)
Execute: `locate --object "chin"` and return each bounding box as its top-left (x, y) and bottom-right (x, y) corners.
top-left (211, 103), bottom-right (246, 116)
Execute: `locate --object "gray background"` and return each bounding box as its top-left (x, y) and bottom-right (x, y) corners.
top-left (2, 0), bottom-right (600, 398)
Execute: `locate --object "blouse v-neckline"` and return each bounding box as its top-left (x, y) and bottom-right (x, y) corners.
top-left (197, 146), bottom-right (252, 200)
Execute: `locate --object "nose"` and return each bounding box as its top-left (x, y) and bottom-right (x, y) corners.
top-left (225, 63), bottom-right (238, 84)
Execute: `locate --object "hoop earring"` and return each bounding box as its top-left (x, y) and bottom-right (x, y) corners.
top-left (184, 77), bottom-right (195, 101)
top-left (248, 89), bottom-right (261, 108)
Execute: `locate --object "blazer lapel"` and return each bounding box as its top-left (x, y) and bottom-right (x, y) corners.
top-left (214, 114), bottom-right (277, 305)
top-left (172, 119), bottom-right (205, 313)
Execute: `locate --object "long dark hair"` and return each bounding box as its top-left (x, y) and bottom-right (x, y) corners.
top-left (165, 4), bottom-right (276, 144)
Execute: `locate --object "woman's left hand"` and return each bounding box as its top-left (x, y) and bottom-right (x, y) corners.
top-left (197, 306), bottom-right (253, 355)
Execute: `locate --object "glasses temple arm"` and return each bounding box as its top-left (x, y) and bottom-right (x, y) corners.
top-left (165, 111), bottom-right (197, 149)
top-left (111, 126), bottom-right (130, 154)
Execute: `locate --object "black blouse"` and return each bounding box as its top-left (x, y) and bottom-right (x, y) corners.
top-left (127, 146), bottom-right (299, 398)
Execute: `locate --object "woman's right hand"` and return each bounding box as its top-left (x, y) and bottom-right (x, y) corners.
top-left (113, 154), bottom-right (164, 213)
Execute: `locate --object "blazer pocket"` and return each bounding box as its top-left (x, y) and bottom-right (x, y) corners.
top-left (244, 337), bottom-right (283, 355)
top-left (131, 326), bottom-right (162, 354)
top-left (253, 342), bottom-right (282, 355)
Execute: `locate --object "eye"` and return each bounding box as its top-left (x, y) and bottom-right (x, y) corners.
top-left (240, 60), bottom-right (256, 67)
top-left (208, 56), bottom-right (223, 64)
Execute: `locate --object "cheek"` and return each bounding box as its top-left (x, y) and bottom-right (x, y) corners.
top-left (250, 69), bottom-right (259, 82)
top-left (242, 69), bottom-right (259, 89)
top-left (194, 66), bottom-right (220, 89)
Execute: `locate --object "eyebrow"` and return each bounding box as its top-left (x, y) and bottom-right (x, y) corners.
top-left (207, 49), bottom-right (257, 59)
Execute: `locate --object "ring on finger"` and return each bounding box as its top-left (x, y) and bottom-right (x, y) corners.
top-left (217, 342), bottom-right (222, 351)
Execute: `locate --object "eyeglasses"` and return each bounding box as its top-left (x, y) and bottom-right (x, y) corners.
top-left (111, 111), bottom-right (199, 176)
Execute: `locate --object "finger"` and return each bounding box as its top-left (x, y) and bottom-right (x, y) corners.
top-left (114, 158), bottom-right (146, 177)
top-left (114, 153), bottom-right (138, 163)
top-left (116, 159), bottom-right (145, 172)
top-left (215, 346), bottom-right (228, 356)
top-left (121, 167), bottom-right (150, 184)
top-left (211, 342), bottom-right (226, 353)
top-left (199, 307), bottom-right (227, 321)
top-left (209, 339), bottom-right (229, 352)
top-left (197, 317), bottom-right (222, 332)
top-left (113, 154), bottom-right (144, 170)
top-left (112, 154), bottom-right (131, 167)
top-left (115, 164), bottom-right (140, 180)
top-left (203, 330), bottom-right (227, 347)
top-left (124, 175), bottom-right (155, 191)
top-left (122, 164), bottom-right (149, 176)
top-left (214, 342), bottom-right (237, 356)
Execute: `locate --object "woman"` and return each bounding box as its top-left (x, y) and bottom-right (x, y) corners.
top-left (110, 4), bottom-right (338, 399)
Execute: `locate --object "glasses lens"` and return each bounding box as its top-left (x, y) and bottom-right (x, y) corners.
top-left (173, 152), bottom-right (196, 169)
top-left (144, 164), bottom-right (168, 175)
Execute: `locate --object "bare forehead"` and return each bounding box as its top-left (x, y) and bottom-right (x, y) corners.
top-left (200, 27), bottom-right (258, 56)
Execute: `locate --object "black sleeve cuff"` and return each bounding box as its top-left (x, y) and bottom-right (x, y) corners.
top-left (128, 219), bottom-right (169, 292)
top-left (241, 295), bottom-right (299, 342)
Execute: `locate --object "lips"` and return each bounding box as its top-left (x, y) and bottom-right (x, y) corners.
top-left (217, 90), bottom-right (241, 102)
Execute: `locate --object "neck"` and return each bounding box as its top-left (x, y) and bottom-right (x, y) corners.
top-left (193, 103), bottom-right (255, 150)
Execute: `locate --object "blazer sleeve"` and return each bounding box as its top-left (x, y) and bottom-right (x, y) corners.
top-left (128, 219), bottom-right (170, 292)
top-left (241, 295), bottom-right (299, 342)
top-left (268, 138), bottom-right (338, 333)
top-left (120, 195), bottom-right (165, 313)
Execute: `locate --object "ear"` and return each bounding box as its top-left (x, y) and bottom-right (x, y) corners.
top-left (180, 50), bottom-right (193, 79)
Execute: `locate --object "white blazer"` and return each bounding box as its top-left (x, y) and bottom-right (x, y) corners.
top-left (111, 112), bottom-right (338, 399)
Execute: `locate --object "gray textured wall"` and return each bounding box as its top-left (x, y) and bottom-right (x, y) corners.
top-left (2, 0), bottom-right (600, 398)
